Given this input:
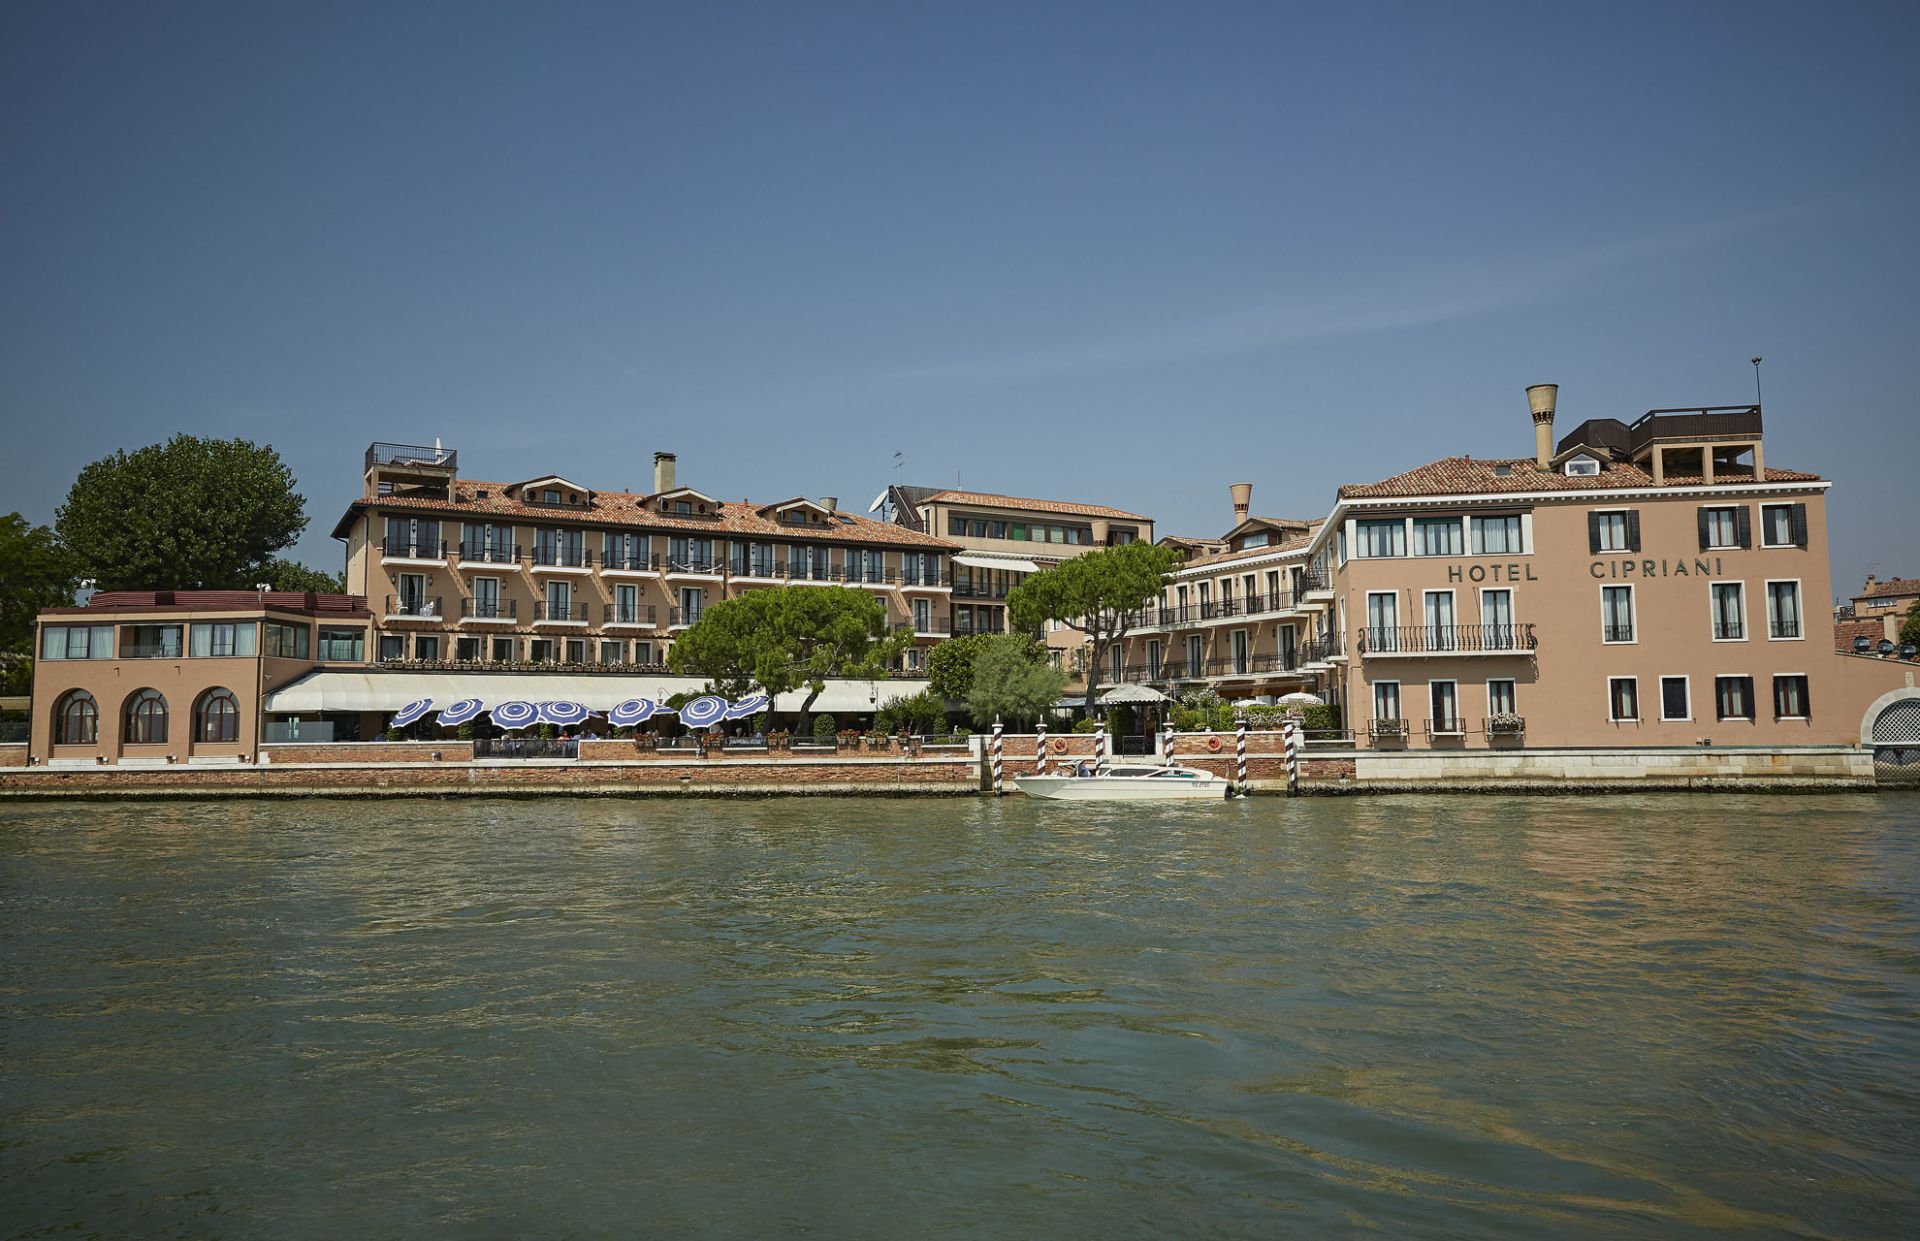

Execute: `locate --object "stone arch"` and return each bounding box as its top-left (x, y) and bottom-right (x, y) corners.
top-left (1861, 687), bottom-right (1920, 746)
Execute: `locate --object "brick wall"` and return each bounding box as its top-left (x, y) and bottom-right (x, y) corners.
top-left (262, 742), bottom-right (452, 764)
top-left (0, 745), bottom-right (25, 768)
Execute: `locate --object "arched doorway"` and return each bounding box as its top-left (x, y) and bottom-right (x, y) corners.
top-left (1863, 689), bottom-right (1920, 772)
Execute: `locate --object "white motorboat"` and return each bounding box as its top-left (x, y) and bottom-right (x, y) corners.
top-left (1013, 762), bottom-right (1229, 801)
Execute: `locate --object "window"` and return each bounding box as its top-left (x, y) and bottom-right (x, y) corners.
top-left (194, 688), bottom-right (239, 742)
top-left (529, 639), bottom-right (555, 663)
top-left (1480, 589), bottom-right (1514, 648)
top-left (674, 500), bottom-right (692, 515)
top-left (1715, 675), bottom-right (1755, 721)
top-left (1760, 503), bottom-right (1807, 548)
top-left (54, 690), bottom-right (98, 745)
top-left (415, 635), bottom-right (440, 661)
top-left (1411, 517), bottom-right (1463, 557)
top-left (987, 521), bottom-right (1007, 539)
top-left (1564, 456), bottom-right (1600, 476)
top-left (317, 628), bottom-right (365, 662)
top-left (1373, 681), bottom-right (1401, 723)
top-left (546, 579), bottom-right (573, 619)
top-left (1487, 679), bottom-right (1517, 717)
top-left (1423, 590), bottom-right (1456, 651)
top-left (40, 625), bottom-right (114, 660)
top-left (1429, 682), bottom-right (1461, 732)
top-left (1186, 634), bottom-right (1203, 677)
top-left (1766, 581), bottom-right (1802, 639)
top-left (1010, 523), bottom-right (1027, 541)
top-left (1146, 639), bottom-right (1161, 678)
top-left (1470, 515), bottom-right (1524, 555)
top-left (1698, 506), bottom-right (1749, 550)
top-left (1231, 629), bottom-right (1249, 674)
top-left (1661, 676), bottom-right (1691, 721)
top-left (378, 634), bottom-right (406, 662)
top-left (1608, 677), bottom-right (1640, 722)
top-left (1365, 592), bottom-right (1398, 652)
top-left (491, 636), bottom-right (516, 662)
top-left (262, 623), bottom-right (307, 659)
top-left (565, 638), bottom-right (586, 663)
top-left (1241, 532), bottom-right (1270, 549)
top-left (124, 689), bottom-right (169, 744)
top-left (1601, 585), bottom-right (1635, 643)
top-left (1354, 519), bottom-right (1406, 558)
top-left (1111, 645), bottom-right (1123, 681)
top-left (456, 636), bottom-right (482, 660)
top-left (1711, 582), bottom-right (1746, 640)
top-left (121, 625), bottom-right (183, 659)
top-left (1773, 675), bottom-right (1810, 719)
top-left (1589, 510), bottom-right (1638, 553)
top-left (598, 641), bottom-right (624, 666)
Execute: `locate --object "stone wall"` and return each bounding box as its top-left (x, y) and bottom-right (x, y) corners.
top-left (0, 745), bottom-right (25, 768)
top-left (1345, 746), bottom-right (1874, 791)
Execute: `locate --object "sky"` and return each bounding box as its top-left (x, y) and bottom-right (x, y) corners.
top-left (2, 1), bottom-right (1915, 598)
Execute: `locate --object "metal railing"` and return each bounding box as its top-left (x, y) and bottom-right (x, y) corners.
top-left (385, 595), bottom-right (444, 618)
top-left (530, 545), bottom-right (593, 569)
top-left (460, 598), bottom-right (517, 620)
top-left (1426, 717), bottom-right (1467, 736)
top-left (952, 616), bottom-right (1006, 636)
top-left (897, 616), bottom-right (951, 637)
top-left (1355, 624), bottom-right (1535, 655)
top-left (381, 538), bottom-right (447, 559)
top-left (367, 442), bottom-right (457, 472)
top-left (1712, 620), bottom-right (1745, 641)
top-left (1296, 566), bottom-right (1331, 594)
top-left (473, 738), bottom-right (578, 759)
top-left (533, 602), bottom-right (589, 622)
top-left (1603, 623), bottom-right (1635, 642)
top-left (670, 607), bottom-right (700, 627)
top-left (605, 603), bottom-right (658, 626)
top-left (1368, 718), bottom-right (1410, 738)
top-left (600, 550), bottom-right (656, 571)
top-left (1769, 619), bottom-right (1801, 639)
top-left (665, 559), bottom-right (718, 575)
top-left (1299, 634), bottom-right (1343, 662)
top-left (1485, 716), bottom-right (1527, 736)
top-left (457, 541), bottom-right (521, 564)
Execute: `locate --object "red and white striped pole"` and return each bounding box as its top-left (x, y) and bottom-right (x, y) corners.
top-left (1035, 718), bottom-right (1048, 776)
top-left (1283, 719), bottom-right (1301, 795)
top-left (1163, 717), bottom-right (1175, 763)
top-left (1235, 718), bottom-right (1249, 797)
top-left (1094, 720), bottom-right (1108, 774)
top-left (991, 717), bottom-right (1004, 795)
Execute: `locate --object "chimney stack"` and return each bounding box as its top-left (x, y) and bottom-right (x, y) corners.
top-left (1526, 384), bottom-right (1558, 468)
top-left (653, 451), bottom-right (676, 493)
top-left (821, 496), bottom-right (838, 514)
top-left (1230, 482), bottom-right (1252, 522)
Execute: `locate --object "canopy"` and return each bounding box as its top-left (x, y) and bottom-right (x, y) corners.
top-left (1276, 692), bottom-right (1325, 706)
top-left (1098, 684), bottom-right (1168, 704)
top-left (264, 671), bottom-right (922, 715)
top-left (952, 552), bottom-right (1040, 573)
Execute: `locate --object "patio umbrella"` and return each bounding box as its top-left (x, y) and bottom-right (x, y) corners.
top-left (537, 701), bottom-right (590, 727)
top-left (435, 698), bottom-right (486, 727)
top-left (389, 698), bottom-right (434, 728)
top-left (678, 694), bottom-right (729, 729)
top-left (608, 697), bottom-right (661, 728)
top-left (1276, 692), bottom-right (1325, 706)
top-left (724, 692), bottom-right (770, 720)
top-left (490, 700), bottom-right (539, 730)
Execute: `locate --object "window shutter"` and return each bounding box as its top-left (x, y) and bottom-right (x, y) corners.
top-left (1734, 506), bottom-right (1752, 549)
top-left (1790, 503), bottom-right (1808, 548)
top-left (1697, 508), bottom-right (1711, 550)
top-left (1625, 510), bottom-right (1642, 552)
top-left (1587, 512), bottom-right (1601, 555)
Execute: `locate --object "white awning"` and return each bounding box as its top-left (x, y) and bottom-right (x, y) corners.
top-left (952, 552), bottom-right (1040, 573)
top-left (1099, 684), bottom-right (1168, 704)
top-left (264, 671), bottom-right (923, 715)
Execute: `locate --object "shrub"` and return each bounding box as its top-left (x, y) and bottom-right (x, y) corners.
top-left (456, 722), bottom-right (475, 740)
top-left (1302, 703), bottom-right (1343, 732)
top-left (1071, 717), bottom-right (1099, 733)
top-left (812, 714), bottom-right (836, 742)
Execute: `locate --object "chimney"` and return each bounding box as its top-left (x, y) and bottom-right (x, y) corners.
top-left (653, 451), bottom-right (676, 493)
top-left (1526, 384), bottom-right (1558, 468)
top-left (1230, 483), bottom-right (1252, 522)
top-left (821, 496), bottom-right (838, 514)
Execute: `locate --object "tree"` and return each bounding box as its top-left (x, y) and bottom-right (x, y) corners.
top-left (1901, 600), bottom-right (1920, 649)
top-left (0, 514), bottom-right (79, 695)
top-left (666, 587), bottom-right (912, 731)
top-left (1007, 541), bottom-right (1182, 712)
top-left (256, 558), bottom-right (345, 593)
top-left (927, 631), bottom-right (1046, 701)
top-left (56, 435), bottom-right (308, 591)
top-left (965, 635), bottom-right (1068, 728)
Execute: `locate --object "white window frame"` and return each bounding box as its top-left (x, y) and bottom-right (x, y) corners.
top-left (1373, 680), bottom-right (1401, 723)
top-left (1410, 515), bottom-right (1464, 558)
top-left (1714, 673), bottom-right (1757, 723)
top-left (1486, 678), bottom-right (1517, 718)
top-left (1772, 672), bottom-right (1810, 720)
top-left (1365, 590), bottom-right (1399, 651)
top-left (1600, 583), bottom-right (1636, 645)
top-left (1428, 680), bottom-right (1461, 733)
top-left (1764, 578), bottom-right (1804, 642)
top-left (1607, 676), bottom-right (1640, 723)
top-left (1592, 508), bottom-right (1631, 553)
top-left (1709, 580), bottom-right (1748, 643)
top-left (1230, 627), bottom-right (1250, 674)
top-left (1469, 513), bottom-right (1527, 556)
top-left (1759, 503), bottom-right (1795, 549)
top-left (1422, 588), bottom-right (1457, 651)
top-left (1702, 506), bottom-right (1741, 550)
top-left (1659, 675), bottom-right (1692, 722)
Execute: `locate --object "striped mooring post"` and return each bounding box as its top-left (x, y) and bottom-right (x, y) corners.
top-left (1094, 721), bottom-right (1108, 774)
top-left (991, 717), bottom-right (1005, 794)
top-left (1282, 719), bottom-right (1301, 794)
top-left (1163, 717), bottom-right (1176, 762)
top-left (1235, 719), bottom-right (1249, 797)
top-left (1035, 719), bottom-right (1048, 776)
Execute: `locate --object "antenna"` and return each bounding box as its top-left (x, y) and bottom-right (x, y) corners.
top-left (1750, 356), bottom-right (1763, 409)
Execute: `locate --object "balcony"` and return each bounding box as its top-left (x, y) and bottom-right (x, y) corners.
top-left (532, 602), bottom-right (589, 625)
top-left (601, 551), bottom-right (658, 574)
top-left (1628, 405), bottom-right (1762, 452)
top-left (1368, 718), bottom-right (1410, 740)
top-left (366, 442), bottom-right (457, 473)
top-left (1425, 716), bottom-right (1467, 737)
top-left (1356, 624), bottom-right (1535, 657)
top-left (901, 569), bottom-right (946, 589)
top-left (604, 603), bottom-right (659, 629)
top-left (459, 599), bottom-right (517, 623)
top-left (530, 546), bottom-right (593, 573)
top-left (1299, 634), bottom-right (1343, 665)
top-left (457, 541), bottom-right (521, 567)
top-left (381, 538), bottom-right (447, 563)
top-left (664, 558), bottom-right (721, 578)
top-left (1486, 715), bottom-right (1527, 738)
top-left (385, 595), bottom-right (444, 621)
top-left (669, 607), bottom-right (702, 629)
top-left (1603, 623), bottom-right (1635, 643)
top-left (1298, 566), bottom-right (1333, 599)
top-left (897, 615), bottom-right (952, 638)
top-left (952, 616), bottom-right (1006, 636)
top-left (1769, 618), bottom-right (1801, 639)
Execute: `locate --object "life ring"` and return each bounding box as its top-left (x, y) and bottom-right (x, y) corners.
top-left (1206, 736), bottom-right (1223, 753)
top-left (1051, 737), bottom-right (1068, 754)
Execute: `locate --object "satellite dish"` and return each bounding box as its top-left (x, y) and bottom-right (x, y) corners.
top-left (867, 489), bottom-right (890, 514)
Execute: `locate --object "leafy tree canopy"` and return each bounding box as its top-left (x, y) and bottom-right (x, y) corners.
top-left (1902, 599), bottom-right (1920, 649)
top-left (666, 587), bottom-right (912, 726)
top-left (927, 631), bottom-right (1045, 701)
top-left (965, 635), bottom-right (1068, 727)
top-left (56, 435), bottom-right (308, 591)
top-left (1007, 541), bottom-right (1181, 711)
top-left (0, 513), bottom-right (77, 656)
top-left (256, 558), bottom-right (345, 594)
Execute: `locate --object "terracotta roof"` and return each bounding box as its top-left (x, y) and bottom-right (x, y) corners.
top-left (919, 489), bottom-right (1151, 522)
top-left (51, 590), bottom-right (371, 618)
top-left (1858, 577), bottom-right (1920, 601)
top-left (1338, 457), bottom-right (1823, 500)
top-left (333, 480), bottom-right (956, 549)
top-left (1178, 522), bottom-right (1320, 571)
top-left (1834, 618), bottom-right (1887, 653)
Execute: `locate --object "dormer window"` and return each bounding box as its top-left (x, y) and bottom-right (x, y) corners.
top-left (675, 500), bottom-right (691, 514)
top-left (1492, 464), bottom-right (1513, 477)
top-left (1564, 456), bottom-right (1600, 477)
top-left (543, 489), bottom-right (561, 503)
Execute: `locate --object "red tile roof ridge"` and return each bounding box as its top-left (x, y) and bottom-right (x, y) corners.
top-left (1858, 577), bottom-right (1920, 599)
top-left (919, 489), bottom-right (1152, 522)
top-left (1338, 456), bottom-right (1823, 500)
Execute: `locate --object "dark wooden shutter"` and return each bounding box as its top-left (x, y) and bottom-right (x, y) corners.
top-left (1734, 506), bottom-right (1752, 549)
top-left (1626, 510), bottom-right (1641, 552)
top-left (1587, 512), bottom-right (1602, 554)
top-left (1697, 508), bottom-right (1711, 550)
top-left (1790, 503), bottom-right (1808, 548)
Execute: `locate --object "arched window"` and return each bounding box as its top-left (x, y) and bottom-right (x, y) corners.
top-left (54, 690), bottom-right (98, 745)
top-left (194, 688), bottom-right (239, 743)
top-left (124, 689), bottom-right (169, 744)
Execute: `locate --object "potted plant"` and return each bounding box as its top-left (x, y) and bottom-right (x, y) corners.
top-left (1489, 713), bottom-right (1526, 736)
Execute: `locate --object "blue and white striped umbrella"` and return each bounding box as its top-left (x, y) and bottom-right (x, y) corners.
top-left (608, 697), bottom-right (660, 728)
top-left (678, 694), bottom-right (729, 728)
top-left (490, 700), bottom-right (539, 730)
top-left (389, 698), bottom-right (434, 728)
top-left (435, 698), bottom-right (486, 727)
top-left (724, 693), bottom-right (770, 720)
top-left (537, 701), bottom-right (590, 727)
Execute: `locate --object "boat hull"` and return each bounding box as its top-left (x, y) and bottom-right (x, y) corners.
top-left (1013, 773), bottom-right (1227, 801)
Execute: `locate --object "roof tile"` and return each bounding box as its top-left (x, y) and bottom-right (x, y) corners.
top-left (1338, 457), bottom-right (1822, 500)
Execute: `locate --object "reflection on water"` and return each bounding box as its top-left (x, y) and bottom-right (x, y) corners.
top-left (2, 794), bottom-right (1917, 1238)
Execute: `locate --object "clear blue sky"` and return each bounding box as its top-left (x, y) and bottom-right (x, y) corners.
top-left (3, 1), bottom-right (1914, 598)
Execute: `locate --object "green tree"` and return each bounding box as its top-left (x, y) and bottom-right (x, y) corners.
top-left (965, 634), bottom-right (1068, 728)
top-left (256, 558), bottom-right (345, 593)
top-left (927, 630), bottom-right (1046, 701)
top-left (0, 514), bottom-right (79, 695)
top-left (1901, 599), bottom-right (1920, 649)
top-left (1007, 541), bottom-right (1181, 712)
top-left (667, 587), bottom-right (912, 730)
top-left (56, 435), bottom-right (308, 591)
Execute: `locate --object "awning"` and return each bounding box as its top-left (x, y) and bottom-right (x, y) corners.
top-left (953, 552), bottom-right (1040, 573)
top-left (264, 671), bottom-right (922, 715)
top-left (1099, 684), bottom-right (1168, 704)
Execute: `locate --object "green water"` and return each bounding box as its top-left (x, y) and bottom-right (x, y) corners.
top-left (2, 795), bottom-right (1917, 1239)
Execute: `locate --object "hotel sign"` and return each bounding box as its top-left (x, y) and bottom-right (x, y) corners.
top-left (1445, 563), bottom-right (1539, 583)
top-left (1589, 557), bottom-right (1725, 579)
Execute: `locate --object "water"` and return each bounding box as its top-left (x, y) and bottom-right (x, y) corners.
top-left (3, 795), bottom-right (1917, 1239)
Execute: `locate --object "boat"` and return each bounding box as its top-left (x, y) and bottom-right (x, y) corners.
top-left (1013, 762), bottom-right (1229, 800)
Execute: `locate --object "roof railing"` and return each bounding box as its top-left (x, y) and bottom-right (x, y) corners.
top-left (366, 442), bottom-right (457, 472)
